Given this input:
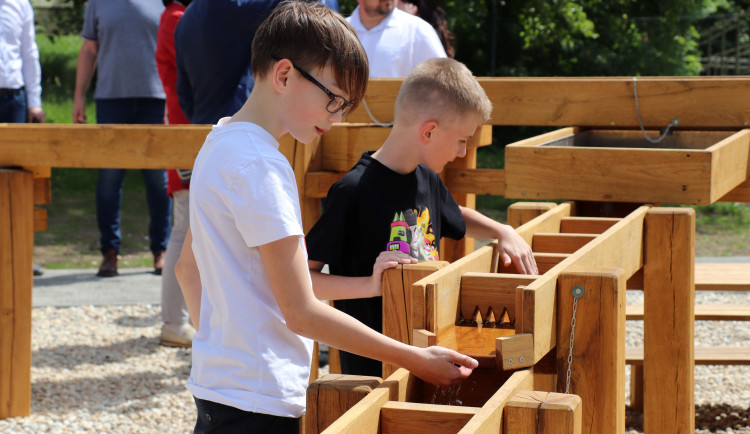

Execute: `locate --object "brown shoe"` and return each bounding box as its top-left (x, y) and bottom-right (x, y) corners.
top-left (97, 250), bottom-right (118, 277)
top-left (153, 250), bottom-right (166, 275)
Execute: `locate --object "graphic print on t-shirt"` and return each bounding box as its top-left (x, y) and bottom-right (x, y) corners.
top-left (386, 208), bottom-right (439, 261)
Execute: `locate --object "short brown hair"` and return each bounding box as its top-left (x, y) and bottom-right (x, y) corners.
top-left (394, 58), bottom-right (492, 124)
top-left (252, 1), bottom-right (369, 112)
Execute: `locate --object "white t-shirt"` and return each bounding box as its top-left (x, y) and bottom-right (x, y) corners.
top-left (347, 6), bottom-right (447, 78)
top-left (187, 117), bottom-right (313, 418)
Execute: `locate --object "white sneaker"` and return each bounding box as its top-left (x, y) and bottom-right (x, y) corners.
top-left (160, 323), bottom-right (196, 348)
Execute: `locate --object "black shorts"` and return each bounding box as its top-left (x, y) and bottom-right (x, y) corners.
top-left (193, 396), bottom-right (300, 434)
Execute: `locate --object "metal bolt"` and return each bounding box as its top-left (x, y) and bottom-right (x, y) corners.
top-left (508, 358), bottom-right (513, 365)
top-left (519, 357), bottom-right (525, 363)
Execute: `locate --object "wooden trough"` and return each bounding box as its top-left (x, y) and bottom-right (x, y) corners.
top-left (311, 202), bottom-right (695, 433)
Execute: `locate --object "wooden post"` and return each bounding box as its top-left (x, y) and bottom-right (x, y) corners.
top-left (381, 263), bottom-right (446, 378)
top-left (0, 169), bottom-right (34, 419)
top-left (292, 137), bottom-right (323, 234)
top-left (306, 374), bottom-right (383, 434)
top-left (507, 202), bottom-right (558, 228)
top-left (557, 267), bottom-right (626, 434)
top-left (643, 208), bottom-right (695, 434)
top-left (441, 147), bottom-right (477, 263)
top-left (504, 391), bottom-right (582, 434)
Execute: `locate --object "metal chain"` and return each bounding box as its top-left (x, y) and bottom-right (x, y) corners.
top-left (632, 76), bottom-right (679, 145)
top-left (565, 285), bottom-right (584, 394)
top-left (361, 97), bottom-right (393, 127)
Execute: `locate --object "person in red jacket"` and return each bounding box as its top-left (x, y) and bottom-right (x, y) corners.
top-left (155, 0), bottom-right (195, 347)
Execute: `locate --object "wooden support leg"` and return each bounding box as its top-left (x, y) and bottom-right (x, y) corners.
top-left (441, 147), bottom-right (476, 263)
top-left (0, 169), bottom-right (34, 419)
top-left (630, 365), bottom-right (644, 411)
top-left (643, 208), bottom-right (695, 434)
top-left (504, 391), bottom-right (582, 434)
top-left (557, 267), bottom-right (626, 434)
top-left (306, 375), bottom-right (383, 434)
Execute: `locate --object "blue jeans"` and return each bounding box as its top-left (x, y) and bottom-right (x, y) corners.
top-left (0, 88), bottom-right (27, 123)
top-left (96, 98), bottom-right (171, 255)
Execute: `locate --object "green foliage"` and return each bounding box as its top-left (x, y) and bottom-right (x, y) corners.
top-left (37, 0), bottom-right (87, 36)
top-left (694, 202), bottom-right (750, 233)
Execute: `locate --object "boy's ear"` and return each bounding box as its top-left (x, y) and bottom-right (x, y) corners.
top-left (271, 59), bottom-right (294, 93)
top-left (418, 121), bottom-right (438, 145)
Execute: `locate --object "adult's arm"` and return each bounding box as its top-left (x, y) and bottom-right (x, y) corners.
top-left (175, 229), bottom-right (202, 329)
top-left (72, 39), bottom-right (98, 124)
top-left (263, 235), bottom-right (477, 386)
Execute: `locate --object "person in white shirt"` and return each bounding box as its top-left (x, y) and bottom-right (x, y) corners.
top-left (0, 0), bottom-right (45, 123)
top-left (347, 0), bottom-right (446, 78)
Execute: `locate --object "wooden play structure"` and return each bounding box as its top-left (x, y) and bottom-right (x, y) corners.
top-left (1, 76), bottom-right (749, 432)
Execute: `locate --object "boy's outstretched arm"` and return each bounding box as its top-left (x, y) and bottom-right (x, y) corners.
top-left (263, 236), bottom-right (477, 386)
top-left (460, 206), bottom-right (538, 275)
top-left (175, 228), bottom-right (201, 330)
top-left (308, 251), bottom-right (417, 300)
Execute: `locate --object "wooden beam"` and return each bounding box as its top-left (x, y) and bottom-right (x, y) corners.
top-left (321, 387), bottom-right (390, 434)
top-left (532, 233), bottom-right (598, 254)
top-left (0, 169), bottom-right (33, 419)
top-left (708, 129), bottom-right (750, 203)
top-left (306, 374), bottom-right (383, 434)
top-left (344, 77), bottom-right (750, 128)
top-left (459, 369), bottom-right (534, 433)
top-left (559, 217), bottom-right (620, 234)
top-left (514, 203), bottom-right (571, 246)
top-left (718, 179), bottom-right (750, 202)
top-left (441, 147), bottom-right (478, 262)
top-left (507, 202), bottom-right (558, 229)
top-left (503, 391), bottom-right (582, 434)
top-left (305, 171), bottom-right (345, 198)
top-left (443, 168), bottom-right (505, 196)
top-left (695, 263), bottom-right (750, 291)
top-left (557, 267), bottom-right (626, 434)
top-left (380, 402), bottom-right (479, 434)
top-left (459, 273), bottom-right (539, 324)
top-left (643, 208), bottom-right (695, 434)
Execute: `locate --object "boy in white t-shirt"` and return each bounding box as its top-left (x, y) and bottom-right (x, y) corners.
top-left (175, 2), bottom-right (478, 432)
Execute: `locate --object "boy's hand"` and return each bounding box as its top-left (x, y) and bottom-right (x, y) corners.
top-left (407, 346), bottom-right (478, 386)
top-left (369, 251), bottom-right (417, 297)
top-left (496, 224), bottom-right (538, 275)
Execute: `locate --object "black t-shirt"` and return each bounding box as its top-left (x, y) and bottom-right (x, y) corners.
top-left (306, 151), bottom-right (465, 375)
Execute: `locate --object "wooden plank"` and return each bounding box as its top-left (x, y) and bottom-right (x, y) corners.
top-left (719, 178), bottom-right (750, 202)
top-left (413, 329), bottom-right (436, 348)
top-left (695, 263), bottom-right (750, 291)
top-left (382, 262), bottom-right (447, 378)
top-left (503, 391), bottom-right (582, 434)
top-left (444, 168), bottom-right (505, 196)
top-left (514, 203), bottom-right (571, 246)
top-left (460, 273), bottom-right (538, 324)
top-left (379, 367), bottom-right (422, 404)
top-left (557, 267), bottom-right (626, 434)
top-left (559, 217), bottom-right (620, 234)
top-left (626, 347), bottom-right (750, 365)
top-left (708, 129), bottom-right (750, 203)
top-left (380, 401), bottom-right (479, 434)
top-left (496, 333), bottom-right (534, 371)
top-left (306, 374), bottom-right (383, 434)
top-left (292, 137), bottom-right (322, 234)
top-left (32, 177), bottom-right (50, 205)
top-left (321, 387), bottom-right (389, 434)
top-left (630, 365), bottom-right (644, 411)
top-left (417, 246), bottom-right (494, 333)
top-left (344, 77), bottom-right (750, 129)
top-left (507, 202), bottom-right (559, 229)
top-left (499, 252), bottom-right (569, 275)
top-left (441, 147), bottom-right (477, 263)
top-left (626, 304), bottom-right (750, 321)
top-left (320, 124), bottom-right (492, 172)
top-left (643, 208), bottom-right (695, 434)
top-left (0, 169), bottom-right (34, 419)
top-left (33, 207), bottom-right (47, 232)
top-left (505, 143), bottom-right (714, 205)
top-left (511, 206), bottom-right (647, 368)
top-left (459, 369), bottom-right (533, 434)
top-left (532, 233), bottom-right (597, 254)
top-left (305, 171), bottom-right (345, 199)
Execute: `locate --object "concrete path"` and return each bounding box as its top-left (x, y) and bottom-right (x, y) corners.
top-left (32, 257), bottom-right (750, 308)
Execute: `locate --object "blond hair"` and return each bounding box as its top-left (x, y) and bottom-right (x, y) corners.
top-left (252, 1), bottom-right (369, 111)
top-left (394, 58), bottom-right (491, 124)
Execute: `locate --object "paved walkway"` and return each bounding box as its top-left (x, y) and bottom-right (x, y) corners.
top-left (32, 257), bottom-right (750, 307)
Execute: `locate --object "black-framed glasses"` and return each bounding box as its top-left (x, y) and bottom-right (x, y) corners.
top-left (273, 56), bottom-right (353, 115)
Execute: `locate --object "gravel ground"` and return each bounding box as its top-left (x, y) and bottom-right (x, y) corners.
top-left (0, 290), bottom-right (747, 433)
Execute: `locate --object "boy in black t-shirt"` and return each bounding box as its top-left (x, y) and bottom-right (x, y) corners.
top-left (306, 58), bottom-right (538, 377)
